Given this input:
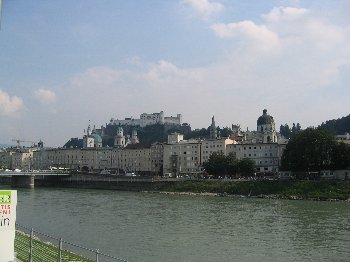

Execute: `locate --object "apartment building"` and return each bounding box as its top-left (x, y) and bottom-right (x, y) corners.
top-left (163, 135), bottom-right (202, 177)
top-left (201, 138), bottom-right (235, 163)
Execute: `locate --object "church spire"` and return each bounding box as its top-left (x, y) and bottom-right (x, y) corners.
top-left (210, 116), bottom-right (217, 139)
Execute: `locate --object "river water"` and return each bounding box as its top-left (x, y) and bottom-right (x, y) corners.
top-left (8, 187), bottom-right (350, 262)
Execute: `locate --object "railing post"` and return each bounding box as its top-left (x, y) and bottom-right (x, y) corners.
top-left (29, 228), bottom-right (33, 262)
top-left (95, 249), bottom-right (100, 262)
top-left (58, 238), bottom-right (63, 262)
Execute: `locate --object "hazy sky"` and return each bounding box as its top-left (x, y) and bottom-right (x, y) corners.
top-left (0, 0), bottom-right (349, 147)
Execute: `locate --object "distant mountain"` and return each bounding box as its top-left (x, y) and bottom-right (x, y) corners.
top-left (319, 114), bottom-right (350, 135)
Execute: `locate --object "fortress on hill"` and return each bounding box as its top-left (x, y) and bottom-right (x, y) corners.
top-left (109, 111), bottom-right (182, 127)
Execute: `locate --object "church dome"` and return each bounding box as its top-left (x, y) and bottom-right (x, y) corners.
top-left (257, 109), bottom-right (274, 125)
top-left (93, 134), bottom-right (102, 143)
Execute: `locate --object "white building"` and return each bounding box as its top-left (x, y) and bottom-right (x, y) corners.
top-left (111, 143), bottom-right (163, 175)
top-left (227, 143), bottom-right (281, 172)
top-left (335, 133), bottom-right (350, 145)
top-left (114, 126), bottom-right (139, 148)
top-left (83, 124), bottom-right (103, 148)
top-left (110, 111), bottom-right (182, 127)
top-left (201, 138), bottom-right (235, 163)
top-left (0, 149), bottom-right (35, 171)
top-left (163, 135), bottom-right (202, 177)
top-left (227, 109), bottom-right (287, 172)
top-left (33, 147), bottom-right (111, 171)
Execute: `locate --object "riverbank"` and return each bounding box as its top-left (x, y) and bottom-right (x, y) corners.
top-left (15, 231), bottom-right (93, 262)
top-left (154, 180), bottom-right (350, 201)
top-left (1, 175), bottom-right (349, 201)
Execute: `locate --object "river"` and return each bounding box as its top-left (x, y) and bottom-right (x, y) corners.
top-left (8, 187), bottom-right (350, 262)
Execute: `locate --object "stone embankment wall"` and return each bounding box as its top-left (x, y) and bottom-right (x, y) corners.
top-left (35, 174), bottom-right (176, 192)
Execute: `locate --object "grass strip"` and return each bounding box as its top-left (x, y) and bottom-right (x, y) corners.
top-left (15, 231), bottom-right (94, 262)
top-left (158, 180), bottom-right (350, 200)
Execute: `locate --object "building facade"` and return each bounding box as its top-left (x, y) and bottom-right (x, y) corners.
top-left (201, 138), bottom-right (235, 163)
top-left (227, 109), bottom-right (286, 172)
top-left (335, 133), bottom-right (350, 145)
top-left (163, 136), bottom-right (202, 177)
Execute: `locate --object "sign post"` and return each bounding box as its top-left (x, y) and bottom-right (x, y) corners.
top-left (0, 190), bottom-right (17, 262)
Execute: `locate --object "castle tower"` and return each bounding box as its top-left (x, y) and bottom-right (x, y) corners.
top-left (257, 109), bottom-right (277, 143)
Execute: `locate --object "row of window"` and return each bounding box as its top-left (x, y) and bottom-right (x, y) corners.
top-left (243, 153), bottom-right (276, 157)
top-left (234, 145), bottom-right (277, 150)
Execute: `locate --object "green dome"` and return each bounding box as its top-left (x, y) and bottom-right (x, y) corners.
top-left (93, 134), bottom-right (102, 143)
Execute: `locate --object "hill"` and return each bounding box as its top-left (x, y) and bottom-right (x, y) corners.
top-left (319, 114), bottom-right (350, 135)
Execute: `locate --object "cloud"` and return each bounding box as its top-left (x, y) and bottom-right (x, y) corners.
top-left (182, 0), bottom-right (223, 18)
top-left (262, 6), bottom-right (308, 22)
top-left (211, 21), bottom-right (279, 49)
top-left (17, 5), bottom-right (350, 146)
top-left (70, 67), bottom-right (122, 88)
top-left (34, 89), bottom-right (57, 104)
top-left (0, 90), bottom-right (24, 116)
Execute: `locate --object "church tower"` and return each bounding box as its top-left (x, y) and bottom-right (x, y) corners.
top-left (83, 122), bottom-right (94, 148)
top-left (114, 126), bottom-right (126, 147)
top-left (130, 129), bottom-right (139, 144)
top-left (257, 109), bottom-right (278, 143)
top-left (209, 116), bottom-right (217, 139)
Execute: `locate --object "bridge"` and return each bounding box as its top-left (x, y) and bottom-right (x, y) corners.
top-left (0, 170), bottom-right (70, 189)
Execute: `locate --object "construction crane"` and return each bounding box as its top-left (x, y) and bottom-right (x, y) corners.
top-left (11, 139), bottom-right (36, 148)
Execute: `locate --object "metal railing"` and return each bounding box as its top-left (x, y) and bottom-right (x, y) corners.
top-left (15, 224), bottom-right (128, 262)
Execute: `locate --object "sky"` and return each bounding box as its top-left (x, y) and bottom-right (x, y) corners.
top-left (0, 0), bottom-right (349, 147)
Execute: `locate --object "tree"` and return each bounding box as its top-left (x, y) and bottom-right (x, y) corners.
top-left (331, 142), bottom-right (350, 169)
top-left (237, 158), bottom-right (256, 177)
top-left (186, 128), bottom-right (210, 139)
top-left (281, 128), bottom-right (337, 171)
top-left (226, 152), bottom-right (238, 176)
top-left (319, 114), bottom-right (350, 134)
top-left (280, 123), bottom-right (302, 139)
top-left (220, 127), bottom-right (233, 137)
top-left (203, 152), bottom-right (227, 177)
top-left (203, 152), bottom-right (256, 178)
top-left (280, 124), bottom-right (291, 138)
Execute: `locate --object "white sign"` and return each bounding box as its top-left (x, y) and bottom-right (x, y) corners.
top-left (0, 190), bottom-right (17, 262)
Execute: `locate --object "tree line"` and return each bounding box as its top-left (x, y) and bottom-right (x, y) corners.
top-left (319, 114), bottom-right (350, 135)
top-left (281, 128), bottom-right (350, 171)
top-left (203, 152), bottom-right (256, 178)
top-left (279, 123), bottom-right (301, 139)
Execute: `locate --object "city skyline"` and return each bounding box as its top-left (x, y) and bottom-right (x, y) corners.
top-left (0, 0), bottom-right (349, 146)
